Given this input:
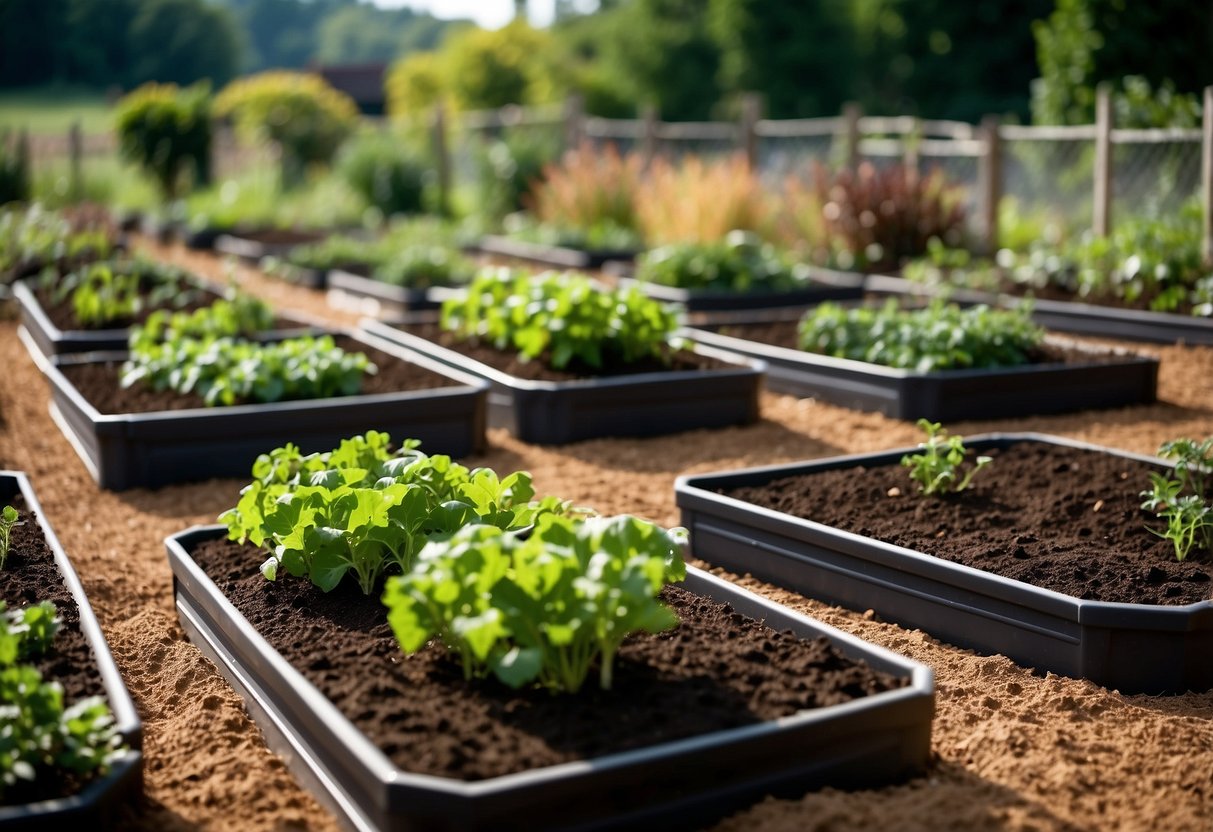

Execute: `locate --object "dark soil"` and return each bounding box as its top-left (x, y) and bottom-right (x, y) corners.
top-left (0, 497), bottom-right (108, 807)
top-left (35, 284), bottom-right (224, 332)
top-left (722, 441), bottom-right (1213, 606)
top-left (191, 536), bottom-right (906, 781)
top-left (59, 335), bottom-right (458, 414)
top-left (230, 229), bottom-right (327, 246)
top-left (401, 321), bottom-right (732, 382)
top-left (712, 319), bottom-right (1130, 367)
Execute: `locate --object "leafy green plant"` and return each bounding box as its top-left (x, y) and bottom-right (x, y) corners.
top-left (128, 294), bottom-right (276, 351)
top-left (52, 258), bottom-right (202, 328)
top-left (121, 334), bottom-right (373, 408)
top-left (474, 128), bottom-right (563, 220)
top-left (383, 513), bottom-right (687, 693)
top-left (0, 205), bottom-right (114, 282)
top-left (797, 299), bottom-right (1044, 372)
top-left (900, 419), bottom-right (991, 496)
top-left (0, 599), bottom-right (126, 798)
top-left (501, 213), bottom-right (642, 252)
top-left (637, 230), bottom-right (808, 293)
top-left (220, 431), bottom-right (577, 593)
top-left (1141, 438), bottom-right (1213, 561)
top-left (374, 246), bottom-right (476, 288)
top-left (0, 505), bottom-right (20, 570)
top-left (441, 268), bottom-right (682, 370)
top-left (114, 81), bottom-right (212, 201)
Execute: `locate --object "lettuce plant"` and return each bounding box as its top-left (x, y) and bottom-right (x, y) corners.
top-left (51, 258), bottom-right (203, 328)
top-left (383, 514), bottom-right (687, 693)
top-left (798, 299), bottom-right (1044, 372)
top-left (220, 432), bottom-right (577, 593)
top-left (0, 600), bottom-right (126, 797)
top-left (128, 294), bottom-right (275, 351)
top-left (441, 267), bottom-right (682, 370)
top-left (636, 230), bottom-right (808, 293)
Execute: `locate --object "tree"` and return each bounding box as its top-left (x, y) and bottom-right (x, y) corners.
top-left (709, 0), bottom-right (855, 118)
top-left (126, 0), bottom-right (241, 88)
top-left (441, 21), bottom-right (560, 111)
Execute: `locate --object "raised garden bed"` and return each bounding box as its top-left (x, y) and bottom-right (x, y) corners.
top-left (363, 319), bottom-right (764, 445)
top-left (42, 330), bottom-right (488, 490)
top-left (13, 278), bottom-right (318, 358)
top-left (213, 228), bottom-right (329, 264)
top-left (0, 470), bottom-right (143, 829)
top-left (166, 523), bottom-right (934, 832)
top-left (326, 266), bottom-right (463, 318)
top-left (867, 274), bottom-right (1213, 346)
top-left (684, 316), bottom-right (1158, 422)
top-left (676, 433), bottom-right (1213, 694)
top-left (612, 268), bottom-right (865, 315)
top-left (474, 235), bottom-right (641, 270)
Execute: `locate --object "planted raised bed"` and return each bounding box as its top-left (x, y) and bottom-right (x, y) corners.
top-left (474, 234), bottom-right (641, 270)
top-left (676, 432), bottom-right (1213, 694)
top-left (14, 276), bottom-right (318, 359)
top-left (213, 228), bottom-right (329, 264)
top-left (326, 267), bottom-right (463, 317)
top-left (0, 470), bottom-right (142, 829)
top-left (43, 329), bottom-right (488, 490)
top-left (684, 306), bottom-right (1158, 422)
top-left (167, 520), bottom-right (933, 832)
top-left (868, 273), bottom-right (1213, 346)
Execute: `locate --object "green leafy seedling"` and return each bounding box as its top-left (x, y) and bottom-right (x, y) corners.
top-left (901, 419), bottom-right (991, 496)
top-left (1142, 438), bottom-right (1213, 561)
top-left (0, 505), bottom-right (20, 569)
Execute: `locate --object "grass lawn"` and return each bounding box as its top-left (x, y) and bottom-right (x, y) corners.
top-left (0, 85), bottom-right (114, 135)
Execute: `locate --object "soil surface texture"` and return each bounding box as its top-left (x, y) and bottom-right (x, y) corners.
top-left (193, 537), bottom-right (903, 780)
top-left (58, 335), bottom-right (457, 414)
top-left (0, 236), bottom-right (1206, 831)
top-left (401, 320), bottom-right (731, 381)
top-left (724, 441), bottom-right (1210, 606)
top-left (0, 498), bottom-right (107, 806)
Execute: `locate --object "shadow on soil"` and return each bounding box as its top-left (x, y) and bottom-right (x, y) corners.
top-left (547, 419), bottom-right (844, 475)
top-left (120, 795), bottom-right (205, 832)
top-left (1119, 689), bottom-right (1213, 719)
top-left (711, 758), bottom-right (1085, 831)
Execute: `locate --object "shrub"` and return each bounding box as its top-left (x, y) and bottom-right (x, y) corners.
top-left (336, 130), bottom-right (430, 217)
top-left (0, 130), bottom-right (30, 205)
top-left (474, 128), bottom-right (562, 220)
top-left (525, 142), bottom-right (644, 240)
top-left (385, 52), bottom-right (446, 119)
top-left (441, 268), bottom-right (682, 370)
top-left (114, 82), bottom-right (212, 201)
top-left (792, 162), bottom-right (967, 271)
top-left (635, 154), bottom-right (774, 244)
top-left (215, 72), bottom-right (359, 186)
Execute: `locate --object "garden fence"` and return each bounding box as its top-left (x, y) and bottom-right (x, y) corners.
top-left (15, 85), bottom-right (1213, 259)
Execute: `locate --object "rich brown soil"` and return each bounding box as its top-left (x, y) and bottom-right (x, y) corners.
top-left (0, 499), bottom-right (107, 807)
top-left (35, 284), bottom-right (224, 331)
top-left (712, 318), bottom-right (1133, 367)
top-left (58, 335), bottom-right (458, 414)
top-left (192, 537), bottom-right (905, 780)
top-left (724, 442), bottom-right (1211, 606)
top-left (0, 237), bottom-right (1207, 831)
top-left (401, 321), bottom-right (731, 381)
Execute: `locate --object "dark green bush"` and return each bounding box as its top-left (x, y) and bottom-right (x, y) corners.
top-left (114, 82), bottom-right (212, 201)
top-left (336, 131), bottom-right (430, 216)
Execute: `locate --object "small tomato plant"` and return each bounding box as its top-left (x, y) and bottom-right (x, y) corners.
top-left (1141, 437), bottom-right (1213, 561)
top-left (383, 513), bottom-right (688, 693)
top-left (901, 419), bottom-right (991, 496)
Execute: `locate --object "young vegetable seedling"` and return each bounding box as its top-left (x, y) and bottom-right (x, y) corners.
top-left (1141, 437), bottom-right (1213, 561)
top-left (0, 504), bottom-right (20, 569)
top-left (900, 419), bottom-right (991, 496)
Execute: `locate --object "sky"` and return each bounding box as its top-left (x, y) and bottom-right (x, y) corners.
top-left (369, 0), bottom-right (556, 29)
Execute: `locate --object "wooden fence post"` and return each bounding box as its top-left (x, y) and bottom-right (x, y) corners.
top-left (977, 115), bottom-right (1002, 255)
top-left (1202, 86), bottom-right (1213, 268)
top-left (431, 104), bottom-right (451, 217)
top-left (640, 104), bottom-right (659, 166)
top-left (841, 101), bottom-right (862, 170)
top-left (739, 92), bottom-right (763, 169)
top-left (68, 120), bottom-right (82, 201)
top-left (563, 93), bottom-right (584, 152)
top-left (1093, 82), bottom-right (1113, 237)
top-left (903, 116), bottom-right (921, 184)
